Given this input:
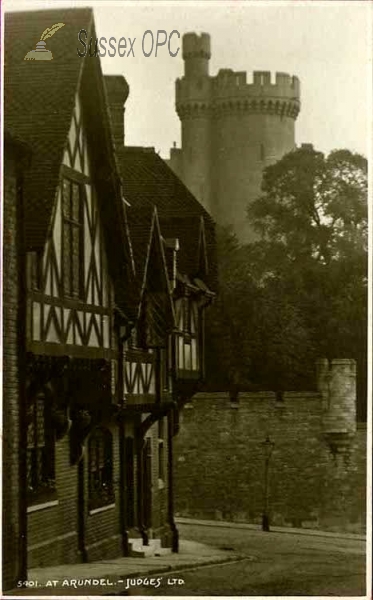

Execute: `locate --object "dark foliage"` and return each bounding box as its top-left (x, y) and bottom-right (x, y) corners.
top-left (205, 147), bottom-right (367, 419)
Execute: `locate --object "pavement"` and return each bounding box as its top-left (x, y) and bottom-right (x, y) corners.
top-left (175, 516), bottom-right (367, 540)
top-left (4, 518), bottom-right (366, 598)
top-left (5, 539), bottom-right (246, 598)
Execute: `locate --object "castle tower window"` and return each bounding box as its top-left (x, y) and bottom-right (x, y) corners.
top-left (27, 392), bottom-right (55, 504)
top-left (62, 177), bottom-right (84, 299)
top-left (88, 427), bottom-right (114, 510)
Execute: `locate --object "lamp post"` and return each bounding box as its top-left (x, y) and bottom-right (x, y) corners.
top-left (261, 436), bottom-right (275, 532)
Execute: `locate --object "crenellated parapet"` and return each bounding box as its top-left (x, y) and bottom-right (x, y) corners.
top-left (212, 69), bottom-right (300, 99)
top-left (176, 68), bottom-right (300, 120)
top-left (170, 31), bottom-right (302, 239)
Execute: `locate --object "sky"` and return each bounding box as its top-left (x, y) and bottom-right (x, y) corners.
top-left (3, 1), bottom-right (371, 159)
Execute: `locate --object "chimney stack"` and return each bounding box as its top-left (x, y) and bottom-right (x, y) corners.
top-left (104, 75), bottom-right (130, 149)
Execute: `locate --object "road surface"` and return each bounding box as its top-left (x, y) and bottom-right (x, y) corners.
top-left (133, 521), bottom-right (366, 596)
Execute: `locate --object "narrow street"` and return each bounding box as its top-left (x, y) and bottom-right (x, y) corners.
top-left (133, 521), bottom-right (366, 596)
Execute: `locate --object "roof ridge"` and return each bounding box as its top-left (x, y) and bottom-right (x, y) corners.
top-left (123, 146), bottom-right (156, 153)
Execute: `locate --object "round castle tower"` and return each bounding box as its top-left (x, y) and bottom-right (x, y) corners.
top-left (169, 32), bottom-right (301, 240)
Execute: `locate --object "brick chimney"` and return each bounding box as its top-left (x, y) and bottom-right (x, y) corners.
top-left (104, 75), bottom-right (129, 148)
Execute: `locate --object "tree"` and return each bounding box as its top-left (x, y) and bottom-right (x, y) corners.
top-left (205, 147), bottom-right (367, 420)
top-left (205, 226), bottom-right (316, 393)
top-left (247, 146), bottom-right (367, 418)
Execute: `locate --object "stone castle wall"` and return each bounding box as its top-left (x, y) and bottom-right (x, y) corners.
top-left (174, 365), bottom-right (366, 533)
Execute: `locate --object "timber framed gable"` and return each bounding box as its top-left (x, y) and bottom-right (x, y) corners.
top-left (26, 92), bottom-right (114, 360)
top-left (123, 208), bottom-right (175, 410)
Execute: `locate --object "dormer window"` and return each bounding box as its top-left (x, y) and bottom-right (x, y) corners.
top-left (62, 177), bottom-right (84, 299)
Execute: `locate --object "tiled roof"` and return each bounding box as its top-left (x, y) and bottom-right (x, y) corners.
top-left (118, 147), bottom-right (217, 289)
top-left (4, 8), bottom-right (139, 320)
top-left (4, 8), bottom-right (93, 248)
top-left (127, 207), bottom-right (155, 288)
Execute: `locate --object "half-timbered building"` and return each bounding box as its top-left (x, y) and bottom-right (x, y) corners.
top-left (105, 76), bottom-right (217, 553)
top-left (4, 9), bottom-right (140, 580)
top-left (3, 9), bottom-right (216, 590)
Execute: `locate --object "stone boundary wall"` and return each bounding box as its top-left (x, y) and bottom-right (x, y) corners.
top-left (174, 392), bottom-right (366, 533)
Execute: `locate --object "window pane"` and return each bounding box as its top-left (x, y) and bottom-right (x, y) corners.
top-left (62, 179), bottom-right (83, 299)
top-left (63, 224), bottom-right (71, 294)
top-left (89, 428), bottom-right (114, 509)
top-left (184, 342), bottom-right (191, 370)
top-left (191, 338), bottom-right (198, 370)
top-left (72, 183), bottom-right (80, 222)
top-left (62, 179), bottom-right (71, 218)
top-left (178, 336), bottom-right (183, 369)
top-left (72, 226), bottom-right (80, 296)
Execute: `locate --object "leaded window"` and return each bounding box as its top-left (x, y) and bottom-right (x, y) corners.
top-left (176, 297), bottom-right (199, 372)
top-left (62, 178), bottom-right (84, 299)
top-left (27, 393), bottom-right (55, 503)
top-left (88, 427), bottom-right (114, 510)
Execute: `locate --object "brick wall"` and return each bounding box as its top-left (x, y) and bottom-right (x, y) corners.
top-left (27, 422), bottom-right (124, 568)
top-left (2, 152), bottom-right (21, 589)
top-left (28, 436), bottom-right (78, 567)
top-left (84, 424), bottom-right (121, 561)
top-left (174, 392), bottom-right (366, 533)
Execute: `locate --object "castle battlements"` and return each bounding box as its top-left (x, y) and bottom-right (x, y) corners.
top-left (214, 69), bottom-right (300, 98)
top-left (169, 32), bottom-right (301, 240)
top-left (176, 67), bottom-right (300, 118)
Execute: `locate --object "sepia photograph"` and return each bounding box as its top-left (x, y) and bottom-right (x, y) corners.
top-left (1, 0), bottom-right (371, 597)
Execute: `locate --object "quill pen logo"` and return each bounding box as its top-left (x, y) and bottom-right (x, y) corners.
top-left (24, 23), bottom-right (65, 60)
